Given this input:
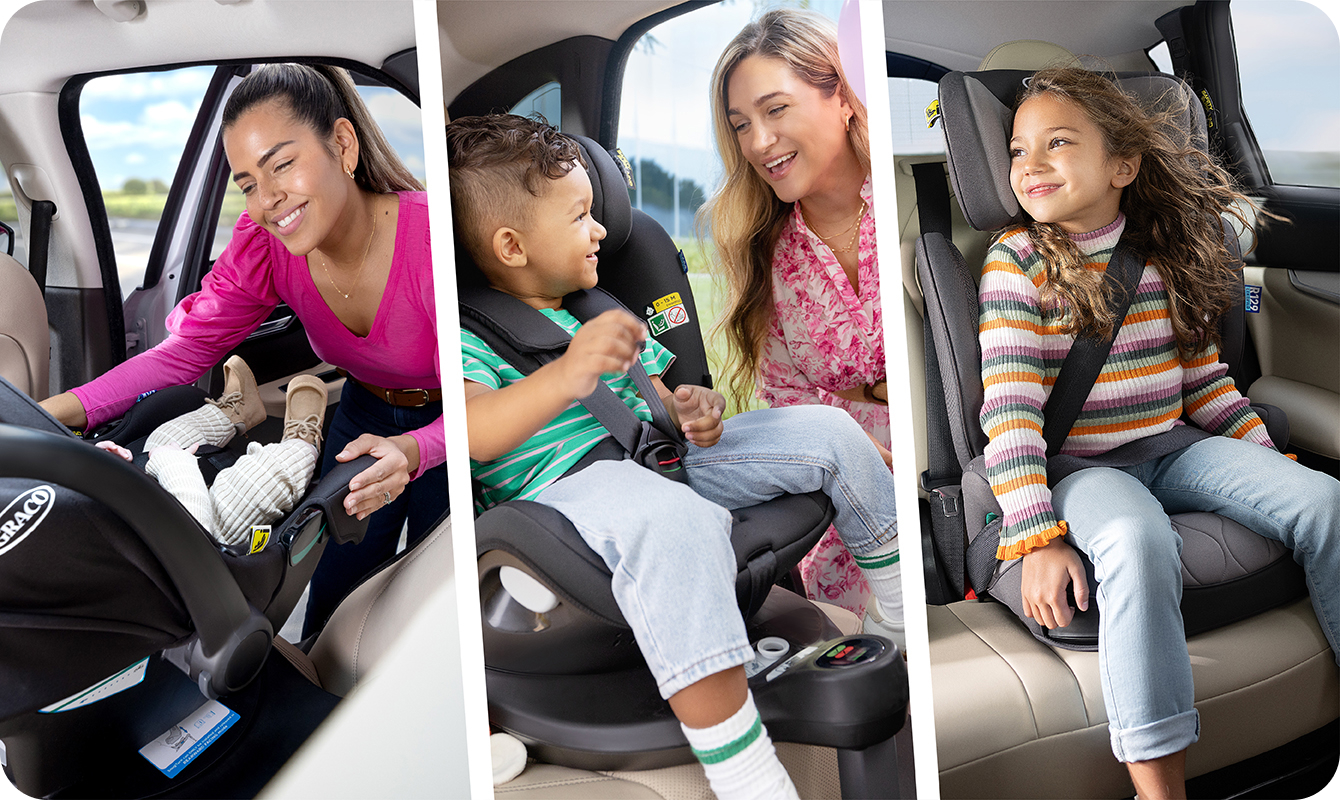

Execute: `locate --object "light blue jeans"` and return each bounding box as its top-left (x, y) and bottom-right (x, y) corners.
top-left (1053, 436), bottom-right (1340, 763)
top-left (534, 405), bottom-right (898, 699)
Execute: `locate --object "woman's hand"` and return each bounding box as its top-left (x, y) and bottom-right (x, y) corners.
top-left (830, 381), bottom-right (888, 406)
top-left (1021, 536), bottom-right (1089, 629)
top-left (40, 392), bottom-right (89, 429)
top-left (866, 431), bottom-right (893, 467)
top-left (337, 433), bottom-right (420, 520)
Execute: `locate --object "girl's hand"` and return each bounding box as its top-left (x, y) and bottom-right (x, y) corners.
top-left (672, 385), bottom-right (726, 447)
top-left (337, 433), bottom-right (419, 520)
top-left (1021, 536), bottom-right (1089, 629)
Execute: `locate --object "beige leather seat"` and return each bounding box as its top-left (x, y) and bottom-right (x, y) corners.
top-left (0, 253), bottom-right (49, 400)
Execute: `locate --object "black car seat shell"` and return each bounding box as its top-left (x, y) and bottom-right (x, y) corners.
top-left (467, 135), bottom-right (909, 783)
top-left (0, 374), bottom-right (373, 798)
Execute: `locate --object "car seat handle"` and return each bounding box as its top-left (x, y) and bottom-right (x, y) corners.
top-left (0, 424), bottom-right (270, 667)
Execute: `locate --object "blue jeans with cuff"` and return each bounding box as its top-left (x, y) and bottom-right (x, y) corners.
top-left (1053, 435), bottom-right (1340, 763)
top-left (534, 404), bottom-right (898, 700)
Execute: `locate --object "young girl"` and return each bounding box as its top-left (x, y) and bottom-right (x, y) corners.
top-left (977, 66), bottom-right (1339, 799)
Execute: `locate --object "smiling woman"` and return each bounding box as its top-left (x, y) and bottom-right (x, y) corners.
top-left (703, 8), bottom-right (899, 634)
top-left (39, 63), bottom-right (446, 637)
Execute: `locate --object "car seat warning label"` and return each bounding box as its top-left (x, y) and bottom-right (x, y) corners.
top-left (648, 304), bottom-right (690, 336)
top-left (0, 484), bottom-right (55, 557)
top-left (139, 699), bottom-right (239, 778)
top-left (40, 658), bottom-right (149, 713)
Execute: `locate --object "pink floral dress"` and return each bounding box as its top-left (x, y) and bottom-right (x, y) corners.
top-left (758, 176), bottom-right (888, 617)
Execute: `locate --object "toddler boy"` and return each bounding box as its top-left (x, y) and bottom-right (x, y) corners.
top-left (447, 114), bottom-right (903, 800)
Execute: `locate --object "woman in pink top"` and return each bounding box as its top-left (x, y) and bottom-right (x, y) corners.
top-left (40, 64), bottom-right (444, 635)
top-left (703, 10), bottom-right (900, 641)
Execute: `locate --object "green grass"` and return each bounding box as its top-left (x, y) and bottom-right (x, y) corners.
top-left (0, 185), bottom-right (246, 226)
top-left (675, 236), bottom-right (766, 416)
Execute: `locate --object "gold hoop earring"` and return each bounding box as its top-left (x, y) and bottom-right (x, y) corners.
top-left (844, 115), bottom-right (851, 132)
top-left (346, 166), bottom-right (356, 180)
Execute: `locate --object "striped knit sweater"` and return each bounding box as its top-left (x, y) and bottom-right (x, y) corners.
top-left (979, 214), bottom-right (1275, 560)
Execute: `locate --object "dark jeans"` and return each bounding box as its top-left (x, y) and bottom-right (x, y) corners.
top-left (303, 380), bottom-right (448, 637)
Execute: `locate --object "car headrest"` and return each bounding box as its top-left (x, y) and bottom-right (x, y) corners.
top-left (976, 40), bottom-right (1079, 71)
top-left (569, 134), bottom-right (633, 253)
top-left (939, 69), bottom-right (1207, 232)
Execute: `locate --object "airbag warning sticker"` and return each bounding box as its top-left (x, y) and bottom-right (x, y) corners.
top-left (139, 699), bottom-right (239, 778)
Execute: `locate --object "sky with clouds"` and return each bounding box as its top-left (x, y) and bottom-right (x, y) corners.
top-left (77, 68), bottom-right (426, 193)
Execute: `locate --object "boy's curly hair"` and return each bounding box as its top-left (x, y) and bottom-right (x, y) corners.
top-left (1013, 67), bottom-right (1263, 360)
top-left (445, 115), bottom-right (586, 276)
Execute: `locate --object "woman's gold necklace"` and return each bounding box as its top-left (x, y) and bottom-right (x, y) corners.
top-left (318, 203), bottom-right (378, 301)
top-left (802, 199), bottom-right (867, 254)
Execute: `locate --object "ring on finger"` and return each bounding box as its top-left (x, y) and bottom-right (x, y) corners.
top-left (382, 490), bottom-right (392, 507)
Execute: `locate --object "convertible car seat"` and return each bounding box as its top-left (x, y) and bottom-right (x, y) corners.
top-left (0, 374), bottom-right (376, 798)
top-left (910, 45), bottom-right (1338, 797)
top-left (465, 135), bottom-right (909, 796)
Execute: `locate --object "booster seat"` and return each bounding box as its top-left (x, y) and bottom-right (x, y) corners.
top-left (917, 65), bottom-right (1307, 646)
top-left (465, 135), bottom-right (909, 793)
top-left (0, 373), bottom-right (375, 797)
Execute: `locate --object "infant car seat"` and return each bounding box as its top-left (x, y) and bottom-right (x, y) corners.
top-left (0, 374), bottom-right (374, 798)
top-left (466, 135), bottom-right (909, 794)
top-left (916, 67), bottom-right (1307, 647)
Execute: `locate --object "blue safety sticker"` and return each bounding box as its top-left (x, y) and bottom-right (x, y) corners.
top-left (1245, 285), bottom-right (1262, 313)
top-left (138, 699), bottom-right (240, 778)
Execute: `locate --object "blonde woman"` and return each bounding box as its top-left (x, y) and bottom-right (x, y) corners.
top-left (704, 8), bottom-right (898, 639)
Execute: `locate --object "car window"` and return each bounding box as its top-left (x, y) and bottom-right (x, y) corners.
top-left (889, 76), bottom-right (944, 154)
top-left (510, 80), bottom-right (561, 127)
top-left (80, 65), bottom-right (214, 301)
top-left (1232, 0), bottom-right (1340, 188)
top-left (617, 0), bottom-right (841, 406)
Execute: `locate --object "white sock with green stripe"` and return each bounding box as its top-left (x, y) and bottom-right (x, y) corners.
top-left (854, 540), bottom-right (904, 634)
top-left (681, 691), bottom-right (798, 800)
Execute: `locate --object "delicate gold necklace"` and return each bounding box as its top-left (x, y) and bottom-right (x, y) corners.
top-left (318, 202), bottom-right (378, 301)
top-left (802, 199), bottom-right (867, 254)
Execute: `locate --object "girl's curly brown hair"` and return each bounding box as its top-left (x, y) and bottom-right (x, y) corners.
top-left (1013, 66), bottom-right (1267, 360)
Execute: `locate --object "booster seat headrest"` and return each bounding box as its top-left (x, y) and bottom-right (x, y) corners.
top-left (569, 134), bottom-right (633, 253)
top-left (938, 69), bottom-right (1207, 232)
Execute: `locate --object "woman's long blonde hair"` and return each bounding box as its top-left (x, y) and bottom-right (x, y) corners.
top-left (701, 8), bottom-right (870, 411)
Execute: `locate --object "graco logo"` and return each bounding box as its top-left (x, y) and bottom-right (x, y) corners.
top-left (0, 485), bottom-right (56, 556)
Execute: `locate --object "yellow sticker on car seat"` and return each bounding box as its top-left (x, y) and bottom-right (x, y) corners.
top-left (925, 98), bottom-right (941, 128)
top-left (249, 525), bottom-right (271, 554)
top-left (652, 292), bottom-right (682, 313)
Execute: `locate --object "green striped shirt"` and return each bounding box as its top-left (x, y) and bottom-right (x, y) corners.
top-left (462, 308), bottom-right (675, 511)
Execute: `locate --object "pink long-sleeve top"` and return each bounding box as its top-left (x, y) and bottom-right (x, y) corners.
top-left (72, 191), bottom-right (444, 476)
top-left (758, 175), bottom-right (888, 445)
